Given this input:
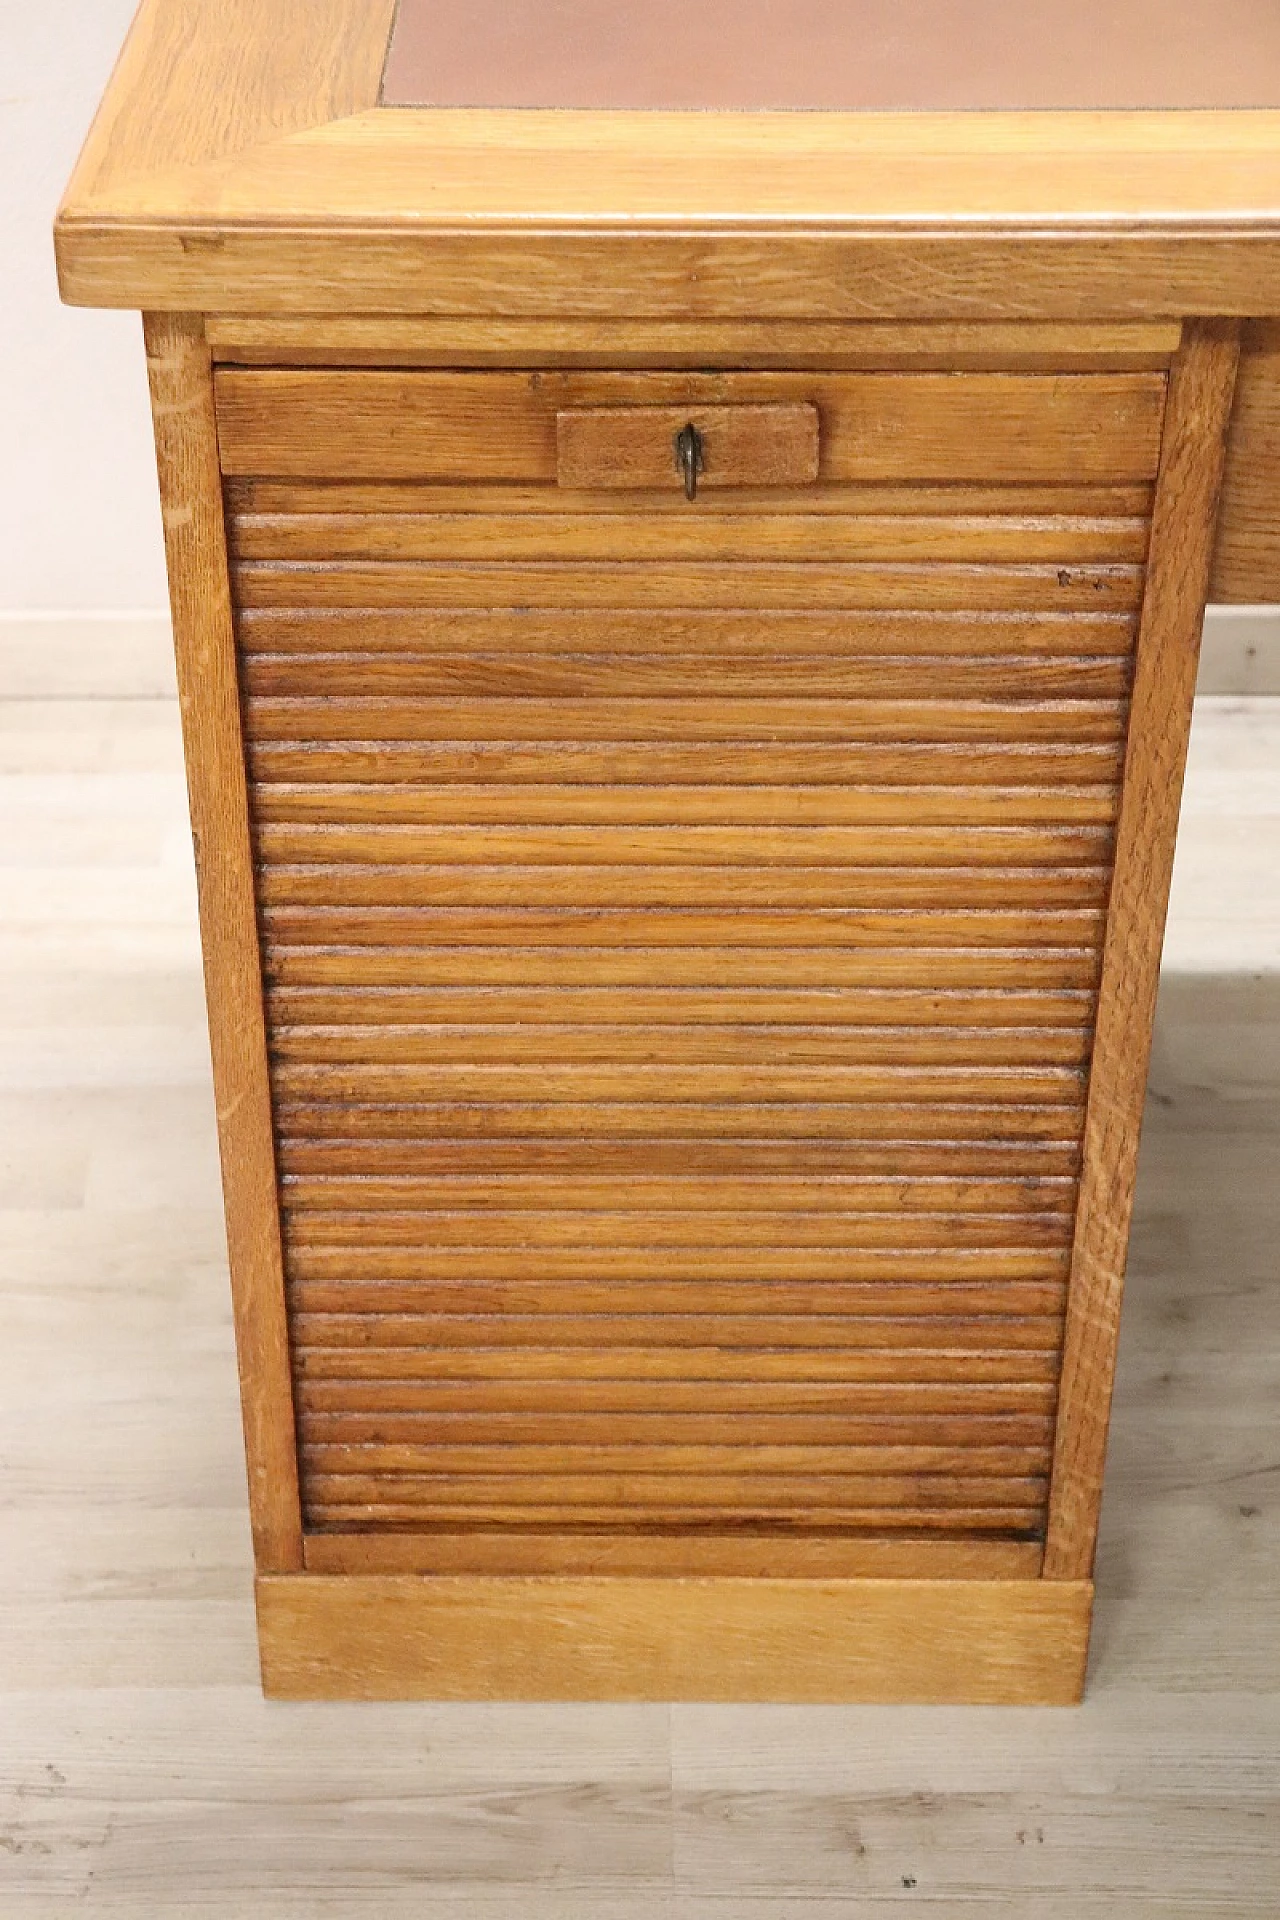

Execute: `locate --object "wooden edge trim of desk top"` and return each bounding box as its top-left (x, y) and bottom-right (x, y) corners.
top-left (256, 1572), bottom-right (1092, 1703)
top-left (56, 224), bottom-right (1280, 320)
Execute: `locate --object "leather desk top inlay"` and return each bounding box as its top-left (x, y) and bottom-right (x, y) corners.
top-left (382, 0), bottom-right (1280, 113)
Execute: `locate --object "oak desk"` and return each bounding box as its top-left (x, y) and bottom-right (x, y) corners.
top-left (55, 0), bottom-right (1280, 1703)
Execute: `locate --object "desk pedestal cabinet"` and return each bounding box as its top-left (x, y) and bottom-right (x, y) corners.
top-left (56, 0), bottom-right (1280, 1701)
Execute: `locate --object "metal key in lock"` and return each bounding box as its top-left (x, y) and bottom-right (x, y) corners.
top-left (674, 421), bottom-right (704, 501)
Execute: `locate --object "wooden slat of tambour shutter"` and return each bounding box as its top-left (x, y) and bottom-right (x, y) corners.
top-left (224, 370), bottom-right (1154, 1548)
top-left (230, 512), bottom-right (1149, 565)
top-left (234, 562), bottom-right (1144, 613)
top-left (237, 603), bottom-right (1142, 657)
top-left (248, 739), bottom-right (1130, 786)
top-left (294, 1344), bottom-right (1065, 1383)
top-left (274, 1136), bottom-right (1085, 1175)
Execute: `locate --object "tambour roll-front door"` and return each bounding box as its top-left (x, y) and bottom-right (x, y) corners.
top-left (214, 365), bottom-right (1165, 1573)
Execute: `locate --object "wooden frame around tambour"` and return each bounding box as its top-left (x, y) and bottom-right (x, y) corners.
top-left (139, 297), bottom-right (1237, 1699)
top-left (143, 312), bottom-right (303, 1574)
top-left (1044, 320), bottom-right (1239, 1579)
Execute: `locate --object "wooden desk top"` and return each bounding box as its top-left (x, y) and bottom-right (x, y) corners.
top-left (53, 0), bottom-right (1280, 313)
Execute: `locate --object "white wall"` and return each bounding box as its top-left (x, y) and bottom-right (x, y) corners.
top-left (1, 0), bottom-right (168, 613)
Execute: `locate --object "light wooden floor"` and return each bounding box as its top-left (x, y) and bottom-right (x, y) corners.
top-left (0, 688), bottom-right (1277, 1917)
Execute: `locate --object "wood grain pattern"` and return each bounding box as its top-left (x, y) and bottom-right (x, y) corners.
top-left (59, 0), bottom-right (398, 210)
top-left (273, 1100), bottom-right (1088, 1142)
top-left (1044, 320), bottom-right (1241, 1582)
top-left (247, 784), bottom-right (1122, 826)
top-left (59, 217), bottom-right (1280, 322)
top-left (215, 369), bottom-right (1166, 483)
top-left (236, 603), bottom-right (1142, 651)
top-left (239, 655), bottom-right (1134, 703)
top-left (229, 511), bottom-right (1149, 565)
top-left (200, 111), bottom-right (1280, 235)
top-left (275, 1137), bottom-right (1083, 1180)
top-left (242, 697), bottom-right (1127, 744)
top-left (60, 200), bottom-right (1280, 320)
top-left (142, 312), bottom-right (302, 1574)
top-left (263, 941), bottom-right (1103, 990)
top-left (270, 1023), bottom-right (1091, 1067)
top-left (281, 1212), bottom-right (1074, 1254)
top-left (298, 1373), bottom-right (1061, 1407)
top-left (228, 398), bottom-right (1144, 1558)
top-left (252, 822), bottom-right (1112, 867)
top-left (255, 1572), bottom-right (1092, 1702)
top-left (235, 560), bottom-right (1144, 612)
top-left (286, 1294), bottom-right (1068, 1339)
top-left (301, 1532), bottom-right (1044, 1577)
top-left (1209, 324), bottom-right (1280, 601)
top-left (247, 738), bottom-right (1130, 786)
top-left (256, 876), bottom-right (1110, 916)
top-left (298, 1410), bottom-right (1056, 1446)
top-left (301, 1472), bottom-right (1050, 1513)
top-left (278, 1172), bottom-right (1077, 1212)
top-left (556, 402), bottom-right (820, 490)
top-left (206, 313), bottom-right (1183, 369)
top-left (302, 1444), bottom-right (1051, 1480)
top-left (283, 1248), bottom-right (1072, 1284)
top-left (229, 478), bottom-right (1159, 517)
top-left (294, 1343), bottom-right (1065, 1382)
top-left (307, 1497), bottom-right (1051, 1528)
top-left (265, 984), bottom-right (1094, 1026)
top-left (290, 1310), bottom-right (1067, 1351)
top-left (257, 904), bottom-right (1105, 947)
top-left (269, 1061), bottom-right (1086, 1104)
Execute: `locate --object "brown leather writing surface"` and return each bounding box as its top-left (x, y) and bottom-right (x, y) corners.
top-left (382, 0), bottom-right (1280, 113)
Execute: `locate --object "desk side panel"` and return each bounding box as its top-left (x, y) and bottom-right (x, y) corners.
top-left (144, 311), bottom-right (303, 1572)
